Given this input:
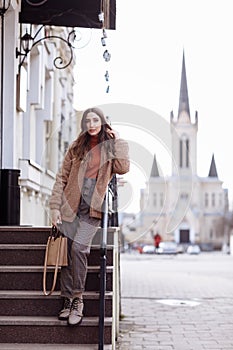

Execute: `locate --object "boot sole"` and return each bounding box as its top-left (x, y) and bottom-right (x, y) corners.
top-left (58, 315), bottom-right (69, 321)
top-left (67, 316), bottom-right (83, 327)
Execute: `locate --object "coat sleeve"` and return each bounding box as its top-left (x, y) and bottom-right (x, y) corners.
top-left (112, 138), bottom-right (130, 175)
top-left (49, 147), bottom-right (73, 210)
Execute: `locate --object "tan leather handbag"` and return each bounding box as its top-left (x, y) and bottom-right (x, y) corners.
top-left (43, 225), bottom-right (68, 296)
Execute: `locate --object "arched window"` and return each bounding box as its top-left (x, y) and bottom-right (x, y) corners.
top-left (179, 135), bottom-right (189, 168)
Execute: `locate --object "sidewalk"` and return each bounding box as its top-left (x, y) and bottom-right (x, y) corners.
top-left (116, 252), bottom-right (233, 350)
top-left (1, 252), bottom-right (233, 350)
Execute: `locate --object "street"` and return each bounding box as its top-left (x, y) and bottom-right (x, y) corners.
top-left (116, 252), bottom-right (233, 350)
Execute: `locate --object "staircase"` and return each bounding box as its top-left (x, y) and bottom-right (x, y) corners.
top-left (0, 226), bottom-right (120, 349)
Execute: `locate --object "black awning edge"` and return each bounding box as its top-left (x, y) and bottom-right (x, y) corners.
top-left (19, 0), bottom-right (116, 30)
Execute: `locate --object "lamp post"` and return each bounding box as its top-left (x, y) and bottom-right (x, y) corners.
top-left (0, 0), bottom-right (10, 168)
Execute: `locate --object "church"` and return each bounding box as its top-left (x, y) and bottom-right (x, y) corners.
top-left (138, 53), bottom-right (229, 250)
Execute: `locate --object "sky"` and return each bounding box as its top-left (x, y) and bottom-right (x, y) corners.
top-left (73, 0), bottom-right (233, 213)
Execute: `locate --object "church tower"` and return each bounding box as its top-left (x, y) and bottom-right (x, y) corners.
top-left (135, 52), bottom-right (228, 249)
top-left (170, 52), bottom-right (198, 176)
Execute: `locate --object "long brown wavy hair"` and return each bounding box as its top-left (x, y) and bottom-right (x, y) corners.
top-left (71, 107), bottom-right (114, 160)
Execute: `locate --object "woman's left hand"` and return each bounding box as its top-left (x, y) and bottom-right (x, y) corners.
top-left (107, 129), bottom-right (120, 139)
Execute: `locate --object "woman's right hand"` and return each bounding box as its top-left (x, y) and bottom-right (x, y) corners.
top-left (51, 209), bottom-right (62, 226)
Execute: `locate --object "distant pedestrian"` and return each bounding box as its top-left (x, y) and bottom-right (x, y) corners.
top-left (154, 233), bottom-right (162, 251)
top-left (49, 107), bottom-right (130, 326)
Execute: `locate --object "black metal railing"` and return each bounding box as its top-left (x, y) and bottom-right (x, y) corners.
top-left (98, 175), bottom-right (118, 349)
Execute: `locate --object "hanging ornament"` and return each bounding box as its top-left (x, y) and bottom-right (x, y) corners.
top-left (102, 29), bottom-right (107, 39)
top-left (103, 50), bottom-right (111, 62)
top-left (105, 70), bottom-right (109, 81)
top-left (101, 37), bottom-right (106, 46)
top-left (98, 12), bottom-right (104, 22)
top-left (99, 4), bottom-right (111, 94)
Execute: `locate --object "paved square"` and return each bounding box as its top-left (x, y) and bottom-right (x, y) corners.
top-left (116, 252), bottom-right (233, 349)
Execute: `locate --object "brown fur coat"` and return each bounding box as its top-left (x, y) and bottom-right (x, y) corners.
top-left (49, 138), bottom-right (130, 221)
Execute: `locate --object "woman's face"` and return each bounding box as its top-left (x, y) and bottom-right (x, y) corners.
top-left (85, 112), bottom-right (102, 136)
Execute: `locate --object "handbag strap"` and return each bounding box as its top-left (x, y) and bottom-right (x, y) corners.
top-left (43, 235), bottom-right (62, 296)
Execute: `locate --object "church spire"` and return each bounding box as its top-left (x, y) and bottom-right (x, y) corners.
top-left (208, 154), bottom-right (218, 178)
top-left (178, 51), bottom-right (190, 118)
top-left (150, 155), bottom-right (160, 177)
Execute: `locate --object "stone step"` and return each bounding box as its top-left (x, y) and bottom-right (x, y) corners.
top-left (0, 290), bottom-right (113, 317)
top-left (0, 316), bottom-right (112, 344)
top-left (0, 266), bottom-right (113, 292)
top-left (0, 226), bottom-right (118, 246)
top-left (0, 227), bottom-right (50, 244)
top-left (0, 244), bottom-right (114, 266)
top-left (0, 226), bottom-right (118, 348)
top-left (0, 344), bottom-right (113, 350)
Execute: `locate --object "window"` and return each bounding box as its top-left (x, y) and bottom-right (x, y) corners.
top-left (210, 229), bottom-right (213, 238)
top-left (180, 193), bottom-right (189, 200)
top-left (186, 140), bottom-right (189, 167)
top-left (179, 136), bottom-right (190, 169)
top-left (153, 193), bottom-right (157, 207)
top-left (160, 193), bottom-right (164, 207)
top-left (45, 121), bottom-right (52, 170)
top-left (205, 193), bottom-right (208, 207)
top-left (212, 193), bottom-right (215, 207)
top-left (179, 140), bottom-right (183, 167)
top-left (219, 193), bottom-right (222, 207)
top-left (64, 141), bottom-right (69, 154)
top-left (58, 114), bottom-right (65, 153)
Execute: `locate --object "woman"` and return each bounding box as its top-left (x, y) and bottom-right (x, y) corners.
top-left (49, 107), bottom-right (130, 326)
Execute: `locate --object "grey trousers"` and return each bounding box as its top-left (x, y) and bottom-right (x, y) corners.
top-left (59, 178), bottom-right (101, 298)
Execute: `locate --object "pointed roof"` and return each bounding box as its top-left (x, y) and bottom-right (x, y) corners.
top-left (178, 51), bottom-right (190, 118)
top-left (150, 155), bottom-right (160, 177)
top-left (208, 154), bottom-right (218, 177)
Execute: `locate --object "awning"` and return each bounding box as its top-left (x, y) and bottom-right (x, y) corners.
top-left (19, 0), bottom-right (116, 30)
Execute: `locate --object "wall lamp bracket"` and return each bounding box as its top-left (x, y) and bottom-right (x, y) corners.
top-left (16, 25), bottom-right (76, 70)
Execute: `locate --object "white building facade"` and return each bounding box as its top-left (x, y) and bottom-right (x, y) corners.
top-left (0, 2), bottom-right (78, 226)
top-left (139, 53), bottom-right (228, 249)
top-left (1, 1), bottom-right (116, 227)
